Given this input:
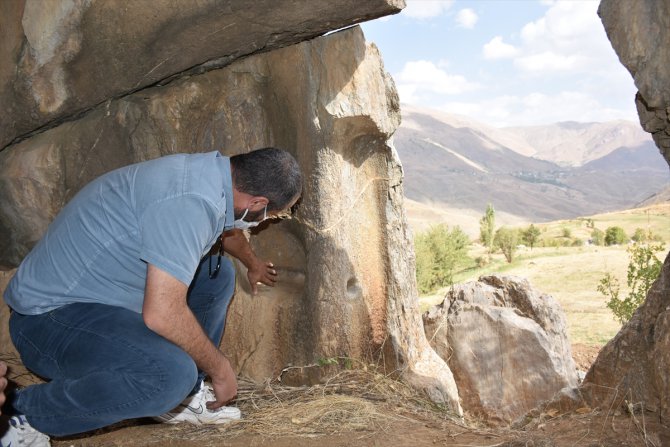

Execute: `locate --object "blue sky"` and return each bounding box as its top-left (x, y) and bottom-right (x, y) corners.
top-left (360, 0), bottom-right (639, 127)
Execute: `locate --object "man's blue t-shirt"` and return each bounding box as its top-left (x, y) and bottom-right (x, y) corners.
top-left (4, 151), bottom-right (235, 315)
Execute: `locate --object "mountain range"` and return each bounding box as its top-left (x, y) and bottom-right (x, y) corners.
top-left (394, 105), bottom-right (670, 225)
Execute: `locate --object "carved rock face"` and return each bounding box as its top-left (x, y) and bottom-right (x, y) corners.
top-left (423, 275), bottom-right (577, 424)
top-left (0, 25), bottom-right (462, 414)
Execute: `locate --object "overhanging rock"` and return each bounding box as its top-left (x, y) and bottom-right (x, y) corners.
top-left (0, 0), bottom-right (404, 150)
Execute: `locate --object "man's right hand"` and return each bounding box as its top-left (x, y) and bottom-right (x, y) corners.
top-left (207, 356), bottom-right (238, 409)
top-left (144, 264), bottom-right (239, 407)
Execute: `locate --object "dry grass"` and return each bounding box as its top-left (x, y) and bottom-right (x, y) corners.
top-left (152, 367), bottom-right (458, 443)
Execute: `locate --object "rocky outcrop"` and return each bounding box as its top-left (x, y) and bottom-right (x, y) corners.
top-left (0, 0), bottom-right (403, 151)
top-left (599, 0), bottom-right (670, 164)
top-left (423, 276), bottom-right (577, 424)
top-left (0, 22), bottom-right (462, 414)
top-left (582, 252), bottom-right (670, 420)
top-left (587, 0), bottom-right (670, 421)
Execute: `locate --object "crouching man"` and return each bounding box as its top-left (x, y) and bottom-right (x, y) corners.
top-left (1, 148), bottom-right (301, 446)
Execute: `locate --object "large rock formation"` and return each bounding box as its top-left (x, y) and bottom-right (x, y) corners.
top-left (583, 0), bottom-right (670, 421)
top-left (0, 0), bottom-right (403, 150)
top-left (423, 276), bottom-right (577, 424)
top-left (599, 0), bottom-right (670, 164)
top-left (0, 2), bottom-right (463, 415)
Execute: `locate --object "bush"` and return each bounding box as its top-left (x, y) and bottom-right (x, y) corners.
top-left (571, 238), bottom-right (584, 247)
top-left (494, 227), bottom-right (519, 263)
top-left (414, 224), bottom-right (471, 294)
top-left (631, 227), bottom-right (647, 243)
top-left (604, 226), bottom-right (627, 246)
top-left (521, 224), bottom-right (541, 250)
top-left (597, 241), bottom-right (665, 324)
top-left (562, 227), bottom-right (572, 238)
top-left (591, 228), bottom-right (604, 246)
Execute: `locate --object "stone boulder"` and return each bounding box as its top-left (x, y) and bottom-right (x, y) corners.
top-left (0, 0), bottom-right (403, 150)
top-left (423, 275), bottom-right (577, 424)
top-left (0, 25), bottom-right (462, 414)
top-left (582, 252), bottom-right (670, 420)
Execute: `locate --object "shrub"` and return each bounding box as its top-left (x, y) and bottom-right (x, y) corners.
top-left (604, 226), bottom-right (627, 246)
top-left (521, 224), bottom-right (541, 250)
top-left (597, 241), bottom-right (665, 324)
top-left (415, 224), bottom-right (471, 294)
top-left (494, 227), bottom-right (519, 263)
top-left (562, 227), bottom-right (572, 238)
top-left (631, 228), bottom-right (647, 243)
top-left (591, 228), bottom-right (604, 246)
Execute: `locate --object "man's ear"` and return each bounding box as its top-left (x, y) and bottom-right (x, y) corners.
top-left (249, 196), bottom-right (269, 211)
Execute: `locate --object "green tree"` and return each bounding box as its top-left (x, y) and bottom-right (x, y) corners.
top-left (598, 242), bottom-right (665, 324)
top-left (494, 226), bottom-right (518, 263)
top-left (521, 224), bottom-right (541, 250)
top-left (414, 224), bottom-right (471, 294)
top-left (604, 226), bottom-right (628, 246)
top-left (479, 203), bottom-right (496, 254)
top-left (591, 228), bottom-right (604, 246)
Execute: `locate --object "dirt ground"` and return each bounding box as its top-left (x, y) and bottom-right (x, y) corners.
top-left (48, 404), bottom-right (669, 447)
top-left (5, 344), bottom-right (668, 447)
top-left (571, 343), bottom-right (601, 372)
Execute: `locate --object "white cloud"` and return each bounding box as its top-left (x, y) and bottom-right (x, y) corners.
top-left (514, 0), bottom-right (616, 74)
top-left (401, 0), bottom-right (453, 19)
top-left (483, 36), bottom-right (519, 60)
top-left (455, 8), bottom-right (478, 29)
top-left (395, 60), bottom-right (479, 103)
top-left (514, 51), bottom-right (578, 72)
top-left (439, 91), bottom-right (638, 127)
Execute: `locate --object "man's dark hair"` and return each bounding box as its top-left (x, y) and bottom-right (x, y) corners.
top-left (230, 147), bottom-right (302, 211)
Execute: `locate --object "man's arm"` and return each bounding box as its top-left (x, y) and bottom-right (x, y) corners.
top-left (142, 264), bottom-right (237, 408)
top-left (222, 229), bottom-right (277, 294)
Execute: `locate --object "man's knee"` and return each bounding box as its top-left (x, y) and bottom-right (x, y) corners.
top-left (140, 349), bottom-right (198, 415)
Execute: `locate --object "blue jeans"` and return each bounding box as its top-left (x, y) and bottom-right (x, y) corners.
top-left (8, 256), bottom-right (235, 436)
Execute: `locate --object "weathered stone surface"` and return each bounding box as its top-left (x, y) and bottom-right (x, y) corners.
top-left (0, 0), bottom-right (403, 150)
top-left (423, 275), bottom-right (577, 424)
top-left (0, 270), bottom-right (16, 360)
top-left (582, 252), bottom-right (670, 420)
top-left (0, 26), bottom-right (462, 414)
top-left (599, 0), bottom-right (670, 164)
top-left (591, 0), bottom-right (670, 421)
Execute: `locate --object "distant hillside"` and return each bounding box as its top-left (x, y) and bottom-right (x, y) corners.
top-left (395, 105), bottom-right (670, 223)
top-left (505, 120), bottom-right (653, 167)
top-left (637, 185), bottom-right (670, 207)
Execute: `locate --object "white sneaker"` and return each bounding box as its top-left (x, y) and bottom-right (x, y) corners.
top-left (154, 382), bottom-right (241, 425)
top-left (0, 415), bottom-right (51, 447)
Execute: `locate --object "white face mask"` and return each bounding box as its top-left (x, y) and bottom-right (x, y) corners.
top-left (233, 205), bottom-right (267, 230)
